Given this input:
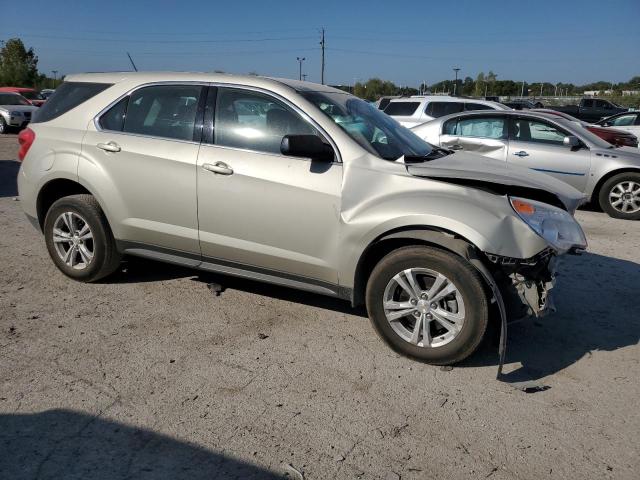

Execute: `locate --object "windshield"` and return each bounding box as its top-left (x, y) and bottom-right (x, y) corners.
top-left (18, 90), bottom-right (40, 100)
top-left (301, 91), bottom-right (433, 160)
top-left (0, 93), bottom-right (30, 106)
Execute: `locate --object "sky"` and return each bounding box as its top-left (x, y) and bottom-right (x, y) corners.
top-left (1, 0), bottom-right (639, 87)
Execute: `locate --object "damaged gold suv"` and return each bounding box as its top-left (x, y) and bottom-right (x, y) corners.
top-left (17, 73), bottom-right (587, 365)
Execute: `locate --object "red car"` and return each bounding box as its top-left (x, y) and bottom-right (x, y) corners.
top-left (0, 87), bottom-right (46, 107)
top-left (531, 108), bottom-right (638, 148)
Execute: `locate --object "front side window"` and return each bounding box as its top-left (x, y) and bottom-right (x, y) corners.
top-left (595, 100), bottom-right (611, 109)
top-left (444, 116), bottom-right (506, 139)
top-left (610, 114), bottom-right (637, 127)
top-left (582, 99), bottom-right (594, 108)
top-left (511, 118), bottom-right (567, 145)
top-left (123, 85), bottom-right (203, 141)
top-left (302, 91), bottom-right (432, 161)
top-left (213, 88), bottom-right (317, 154)
top-left (384, 101), bottom-right (420, 116)
top-left (426, 102), bottom-right (464, 118)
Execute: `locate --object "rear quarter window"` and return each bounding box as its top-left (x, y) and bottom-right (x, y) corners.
top-left (426, 102), bottom-right (464, 118)
top-left (31, 82), bottom-right (112, 123)
top-left (384, 101), bottom-right (421, 116)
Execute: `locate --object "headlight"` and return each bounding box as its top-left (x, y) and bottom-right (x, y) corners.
top-left (510, 196), bottom-right (587, 253)
top-left (10, 111), bottom-right (23, 116)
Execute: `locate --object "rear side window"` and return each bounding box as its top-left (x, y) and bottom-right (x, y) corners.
top-left (31, 82), bottom-right (111, 123)
top-left (123, 85), bottom-right (203, 141)
top-left (99, 97), bottom-right (128, 131)
top-left (445, 116), bottom-right (506, 139)
top-left (426, 102), bottom-right (464, 118)
top-left (384, 101), bottom-right (420, 116)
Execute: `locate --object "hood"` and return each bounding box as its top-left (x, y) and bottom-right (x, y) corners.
top-left (0, 105), bottom-right (38, 113)
top-left (405, 151), bottom-right (587, 213)
top-left (588, 125), bottom-right (636, 137)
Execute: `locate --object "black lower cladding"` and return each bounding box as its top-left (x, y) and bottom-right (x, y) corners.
top-left (116, 240), bottom-right (352, 300)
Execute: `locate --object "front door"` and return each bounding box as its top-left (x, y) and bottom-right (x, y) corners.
top-left (507, 116), bottom-right (590, 191)
top-left (196, 87), bottom-right (342, 284)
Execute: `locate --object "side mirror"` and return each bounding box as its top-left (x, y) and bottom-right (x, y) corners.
top-left (280, 135), bottom-right (334, 162)
top-left (563, 135), bottom-right (580, 148)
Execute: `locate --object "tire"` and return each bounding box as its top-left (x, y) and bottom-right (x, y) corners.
top-left (598, 172), bottom-right (640, 220)
top-left (0, 117), bottom-right (7, 134)
top-left (43, 194), bottom-right (122, 282)
top-left (365, 246), bottom-right (489, 365)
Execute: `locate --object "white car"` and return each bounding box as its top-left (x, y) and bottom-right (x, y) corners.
top-left (382, 95), bottom-right (510, 127)
top-left (0, 92), bottom-right (39, 134)
top-left (596, 111), bottom-right (640, 138)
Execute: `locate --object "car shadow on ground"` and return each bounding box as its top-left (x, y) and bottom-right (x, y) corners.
top-left (461, 252), bottom-right (640, 384)
top-left (0, 410), bottom-right (282, 479)
top-left (0, 159), bottom-right (20, 198)
top-left (115, 252), bottom-right (639, 384)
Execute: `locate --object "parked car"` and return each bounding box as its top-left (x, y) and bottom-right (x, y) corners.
top-left (0, 87), bottom-right (46, 107)
top-left (0, 92), bottom-right (39, 133)
top-left (502, 99), bottom-right (544, 110)
top-left (383, 95), bottom-right (510, 127)
top-left (40, 89), bottom-right (56, 100)
top-left (17, 73), bottom-right (587, 365)
top-left (550, 98), bottom-right (628, 122)
top-left (412, 110), bottom-right (640, 219)
top-left (531, 108), bottom-right (638, 148)
top-left (596, 111), bottom-right (640, 139)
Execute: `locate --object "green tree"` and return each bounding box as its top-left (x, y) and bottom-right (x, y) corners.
top-left (461, 76), bottom-right (475, 96)
top-left (0, 38), bottom-right (39, 86)
top-left (474, 72), bottom-right (485, 96)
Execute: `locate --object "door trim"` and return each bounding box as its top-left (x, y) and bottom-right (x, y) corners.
top-left (116, 240), bottom-right (351, 300)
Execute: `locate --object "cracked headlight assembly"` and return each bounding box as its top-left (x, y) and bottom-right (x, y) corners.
top-left (510, 196), bottom-right (587, 254)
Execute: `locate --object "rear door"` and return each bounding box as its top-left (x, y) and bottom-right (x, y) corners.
top-left (507, 116), bottom-right (590, 191)
top-left (81, 83), bottom-right (205, 253)
top-left (439, 114), bottom-right (508, 161)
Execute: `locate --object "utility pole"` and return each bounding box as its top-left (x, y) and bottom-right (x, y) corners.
top-left (51, 70), bottom-right (58, 88)
top-left (555, 84), bottom-right (558, 96)
top-left (520, 80), bottom-right (525, 98)
top-left (320, 28), bottom-right (325, 85)
top-left (539, 82), bottom-right (544, 97)
top-left (453, 67), bottom-right (460, 96)
top-left (297, 57), bottom-right (305, 81)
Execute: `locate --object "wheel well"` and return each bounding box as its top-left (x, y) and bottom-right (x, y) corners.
top-left (592, 168), bottom-right (640, 205)
top-left (351, 230), bottom-right (480, 307)
top-left (36, 179), bottom-right (91, 229)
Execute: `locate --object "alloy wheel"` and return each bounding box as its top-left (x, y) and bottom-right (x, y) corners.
top-left (609, 180), bottom-right (640, 214)
top-left (52, 212), bottom-right (95, 270)
top-left (382, 268), bottom-right (465, 348)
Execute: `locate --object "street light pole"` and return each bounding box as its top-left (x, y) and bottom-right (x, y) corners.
top-left (52, 70), bottom-right (58, 88)
top-left (452, 68), bottom-right (460, 96)
top-left (296, 57), bottom-right (305, 81)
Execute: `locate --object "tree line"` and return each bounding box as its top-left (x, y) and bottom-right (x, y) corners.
top-left (0, 38), bottom-right (60, 89)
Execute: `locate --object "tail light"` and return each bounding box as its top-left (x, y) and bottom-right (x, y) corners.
top-left (17, 128), bottom-right (35, 162)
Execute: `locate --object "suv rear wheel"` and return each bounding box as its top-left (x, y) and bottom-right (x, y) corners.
top-left (365, 246), bottom-right (488, 365)
top-left (599, 172), bottom-right (640, 220)
top-left (43, 194), bottom-right (122, 282)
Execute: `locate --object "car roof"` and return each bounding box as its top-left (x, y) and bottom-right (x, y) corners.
top-left (387, 96), bottom-right (508, 109)
top-left (64, 71), bottom-right (345, 95)
top-left (431, 109), bottom-right (572, 123)
top-left (0, 87), bottom-right (36, 92)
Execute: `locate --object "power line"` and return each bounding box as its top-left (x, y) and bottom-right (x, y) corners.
top-left (7, 33), bottom-right (316, 44)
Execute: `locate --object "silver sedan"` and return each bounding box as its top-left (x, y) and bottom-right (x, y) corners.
top-left (412, 110), bottom-right (640, 220)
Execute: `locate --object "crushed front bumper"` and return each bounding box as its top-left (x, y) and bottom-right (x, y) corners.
top-left (486, 248), bottom-right (558, 321)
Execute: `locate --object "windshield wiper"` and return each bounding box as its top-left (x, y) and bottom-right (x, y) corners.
top-left (404, 147), bottom-right (454, 163)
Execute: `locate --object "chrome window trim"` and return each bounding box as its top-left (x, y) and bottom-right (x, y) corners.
top-left (92, 80), bottom-right (342, 163)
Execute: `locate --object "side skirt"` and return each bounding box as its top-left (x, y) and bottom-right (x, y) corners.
top-left (117, 241), bottom-right (351, 301)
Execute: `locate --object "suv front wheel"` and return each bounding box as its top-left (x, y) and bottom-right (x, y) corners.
top-left (43, 194), bottom-right (122, 282)
top-left (366, 246), bottom-right (489, 365)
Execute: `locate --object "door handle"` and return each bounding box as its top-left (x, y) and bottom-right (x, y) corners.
top-left (97, 141), bottom-right (121, 153)
top-left (450, 144), bottom-right (463, 150)
top-left (513, 151), bottom-right (529, 157)
top-left (203, 162), bottom-right (233, 175)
